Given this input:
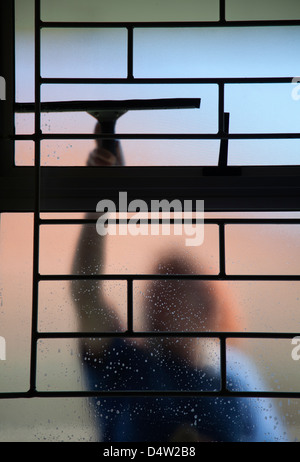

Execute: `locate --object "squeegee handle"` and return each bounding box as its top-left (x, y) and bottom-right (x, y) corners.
top-left (100, 120), bottom-right (117, 155)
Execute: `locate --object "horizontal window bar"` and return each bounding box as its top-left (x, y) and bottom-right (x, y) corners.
top-left (0, 390), bottom-right (300, 399)
top-left (39, 77), bottom-right (295, 84)
top-left (12, 133), bottom-right (300, 140)
top-left (39, 218), bottom-right (300, 225)
top-left (40, 20), bottom-right (300, 28)
top-left (38, 274), bottom-right (300, 281)
top-left (35, 332), bottom-right (300, 339)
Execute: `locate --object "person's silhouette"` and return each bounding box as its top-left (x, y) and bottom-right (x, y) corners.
top-left (71, 123), bottom-right (289, 442)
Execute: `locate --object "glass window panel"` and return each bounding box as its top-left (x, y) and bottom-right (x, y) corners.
top-left (0, 396), bottom-right (294, 442)
top-left (15, 113), bottom-right (34, 135)
top-left (15, 141), bottom-right (34, 166)
top-left (0, 398), bottom-right (97, 442)
top-left (7, 0), bottom-right (300, 445)
top-left (134, 281), bottom-right (300, 333)
top-left (39, 223), bottom-right (219, 276)
top-left (39, 84), bottom-right (216, 135)
top-left (15, 0), bottom-right (35, 103)
top-left (119, 140), bottom-right (220, 166)
top-left (1, 210), bottom-right (300, 441)
top-left (38, 280), bottom-right (127, 332)
top-left (225, 84), bottom-right (300, 134)
top-left (226, 0), bottom-right (300, 21)
top-left (225, 224), bottom-right (300, 275)
top-left (41, 140), bottom-right (93, 166)
top-left (87, 397), bottom-right (295, 442)
top-left (0, 214), bottom-right (33, 392)
top-left (226, 223), bottom-right (300, 275)
top-left (41, 0), bottom-right (219, 22)
top-left (134, 280), bottom-right (240, 333)
top-left (226, 339), bottom-right (298, 441)
top-left (134, 27), bottom-right (300, 78)
top-left (228, 139), bottom-right (300, 166)
top-left (36, 338), bottom-right (220, 392)
top-left (40, 140), bottom-right (220, 166)
top-left (227, 339), bottom-right (300, 393)
top-left (41, 28), bottom-right (127, 78)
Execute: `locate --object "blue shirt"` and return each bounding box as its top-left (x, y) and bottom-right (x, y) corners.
top-left (83, 339), bottom-right (289, 442)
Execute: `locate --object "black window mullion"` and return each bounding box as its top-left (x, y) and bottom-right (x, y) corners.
top-left (29, 0), bottom-right (42, 395)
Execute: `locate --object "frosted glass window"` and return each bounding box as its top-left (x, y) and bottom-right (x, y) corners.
top-left (38, 281), bottom-right (127, 333)
top-left (15, 113), bottom-right (34, 136)
top-left (225, 225), bottom-right (300, 275)
top-left (227, 339), bottom-right (300, 393)
top-left (36, 338), bottom-right (220, 392)
top-left (41, 0), bottom-right (219, 22)
top-left (0, 398), bottom-right (97, 442)
top-left (5, 0), bottom-right (300, 445)
top-left (40, 139), bottom-right (220, 167)
top-left (134, 281), bottom-right (300, 333)
top-left (41, 29), bottom-right (127, 78)
top-left (227, 0), bottom-right (300, 20)
top-left (228, 139), bottom-right (300, 166)
top-left (15, 0), bottom-right (35, 102)
top-left (41, 140), bottom-right (94, 166)
top-left (225, 84), bottom-right (300, 134)
top-left (134, 27), bottom-right (300, 78)
top-left (0, 214), bottom-right (33, 393)
top-left (39, 223), bottom-right (219, 276)
top-left (15, 141), bottom-right (35, 166)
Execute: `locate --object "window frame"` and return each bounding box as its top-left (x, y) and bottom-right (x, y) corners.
top-left (1, 0), bottom-right (300, 407)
